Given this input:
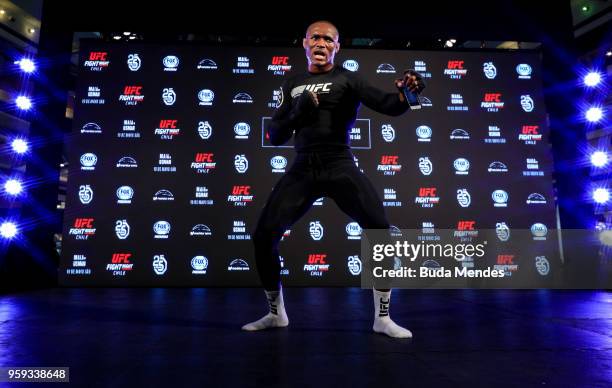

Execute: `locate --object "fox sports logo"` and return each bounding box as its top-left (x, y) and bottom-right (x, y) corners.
top-left (416, 125), bottom-right (432, 140)
top-left (345, 222), bottom-right (362, 237)
top-left (191, 256), bottom-right (208, 271)
top-left (234, 122), bottom-right (250, 137)
top-left (270, 156), bottom-right (287, 170)
top-left (492, 190), bottom-right (509, 204)
top-left (342, 60), bottom-right (359, 72)
top-left (454, 158), bottom-right (470, 173)
top-left (516, 64), bottom-right (532, 78)
top-left (531, 223), bottom-right (548, 238)
top-left (116, 186), bottom-right (134, 201)
top-left (163, 55), bottom-right (179, 70)
top-left (80, 153), bottom-right (97, 168)
top-left (154, 221), bottom-right (171, 236)
top-left (198, 89), bottom-right (214, 103)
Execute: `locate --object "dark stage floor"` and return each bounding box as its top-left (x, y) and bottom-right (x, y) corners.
top-left (0, 288), bottom-right (611, 387)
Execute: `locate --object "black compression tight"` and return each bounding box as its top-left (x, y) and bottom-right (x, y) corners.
top-left (253, 149), bottom-right (390, 291)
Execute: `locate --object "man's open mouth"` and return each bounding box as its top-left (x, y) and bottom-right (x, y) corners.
top-left (313, 50), bottom-right (326, 60)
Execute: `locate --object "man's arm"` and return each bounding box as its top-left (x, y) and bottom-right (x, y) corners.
top-left (350, 70), bottom-right (424, 116)
top-left (267, 81), bottom-right (318, 146)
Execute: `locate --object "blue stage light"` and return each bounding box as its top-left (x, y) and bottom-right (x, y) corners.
top-left (11, 138), bottom-right (29, 154)
top-left (4, 179), bottom-right (23, 195)
top-left (0, 222), bottom-right (18, 239)
top-left (584, 71), bottom-right (602, 87)
top-left (15, 95), bottom-right (32, 110)
top-left (585, 107), bottom-right (603, 123)
top-left (14, 58), bottom-right (36, 73)
top-left (591, 151), bottom-right (609, 167)
top-left (593, 188), bottom-right (610, 204)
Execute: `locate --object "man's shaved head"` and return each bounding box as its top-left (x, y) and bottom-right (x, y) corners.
top-left (305, 20), bottom-right (339, 39)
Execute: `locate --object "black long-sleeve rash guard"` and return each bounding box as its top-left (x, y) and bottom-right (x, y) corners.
top-left (267, 66), bottom-right (409, 151)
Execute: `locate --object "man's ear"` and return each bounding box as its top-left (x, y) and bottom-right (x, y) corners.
top-left (302, 38), bottom-right (308, 50)
top-left (335, 42), bottom-right (340, 54)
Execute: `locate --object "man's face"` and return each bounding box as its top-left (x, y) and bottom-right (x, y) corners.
top-left (303, 22), bottom-right (339, 69)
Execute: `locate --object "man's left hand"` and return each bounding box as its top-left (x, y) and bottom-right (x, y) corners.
top-left (395, 70), bottom-right (425, 93)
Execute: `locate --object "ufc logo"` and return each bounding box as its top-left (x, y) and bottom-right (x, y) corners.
top-left (457, 221), bottom-right (476, 230)
top-left (195, 153), bottom-right (214, 162)
top-left (378, 297), bottom-right (389, 317)
top-left (522, 125), bottom-right (539, 134)
top-left (267, 295), bottom-right (278, 315)
top-left (497, 255), bottom-right (514, 265)
top-left (307, 254), bottom-right (327, 264)
top-left (159, 120), bottom-right (177, 128)
top-left (304, 83), bottom-right (332, 93)
top-left (232, 186), bottom-right (251, 195)
top-left (272, 56), bottom-right (289, 65)
top-left (74, 218), bottom-right (94, 228)
top-left (111, 253), bottom-right (132, 263)
top-left (381, 155), bottom-right (399, 164)
top-left (484, 93), bottom-right (502, 102)
top-left (419, 188), bottom-right (437, 197)
top-left (124, 86), bottom-right (142, 95)
top-left (89, 52), bottom-right (107, 61)
top-left (447, 60), bottom-right (464, 69)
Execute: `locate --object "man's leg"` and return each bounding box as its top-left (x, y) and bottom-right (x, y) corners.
top-left (243, 170), bottom-right (317, 331)
top-left (328, 161), bottom-right (412, 338)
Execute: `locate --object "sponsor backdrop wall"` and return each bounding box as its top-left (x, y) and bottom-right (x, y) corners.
top-left (60, 42), bottom-right (557, 286)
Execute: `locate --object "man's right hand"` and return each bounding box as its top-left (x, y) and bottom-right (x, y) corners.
top-left (306, 90), bottom-right (319, 106)
top-left (292, 90), bottom-right (319, 120)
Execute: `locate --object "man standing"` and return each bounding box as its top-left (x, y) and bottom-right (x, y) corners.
top-left (243, 20), bottom-right (424, 338)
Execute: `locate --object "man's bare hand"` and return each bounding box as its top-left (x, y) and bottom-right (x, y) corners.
top-left (306, 90), bottom-right (319, 107)
top-left (395, 70), bottom-right (425, 93)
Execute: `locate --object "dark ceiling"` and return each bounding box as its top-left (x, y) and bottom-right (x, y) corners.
top-left (41, 1), bottom-right (576, 44)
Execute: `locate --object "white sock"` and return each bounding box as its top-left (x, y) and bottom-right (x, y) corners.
top-left (372, 289), bottom-right (412, 338)
top-left (241, 289), bottom-right (289, 331)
